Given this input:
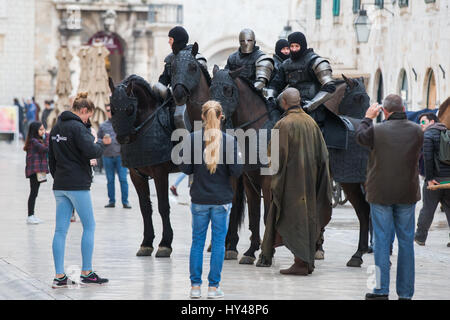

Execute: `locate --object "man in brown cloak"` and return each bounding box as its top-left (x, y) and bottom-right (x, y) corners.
top-left (256, 88), bottom-right (332, 275)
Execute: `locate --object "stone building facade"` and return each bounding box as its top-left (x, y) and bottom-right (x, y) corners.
top-left (1, 0), bottom-right (448, 112)
top-left (0, 0), bottom-right (36, 105)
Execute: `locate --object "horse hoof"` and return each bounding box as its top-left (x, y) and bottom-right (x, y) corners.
top-left (256, 256), bottom-right (272, 267)
top-left (136, 246), bottom-right (154, 257)
top-left (207, 244), bottom-right (212, 253)
top-left (346, 257), bottom-right (363, 267)
top-left (155, 246), bottom-right (172, 258)
top-left (239, 256), bottom-right (256, 265)
top-left (315, 250), bottom-right (325, 260)
top-left (224, 250), bottom-right (238, 260)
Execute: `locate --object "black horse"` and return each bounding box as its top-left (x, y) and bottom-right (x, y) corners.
top-left (108, 75), bottom-right (177, 258)
top-left (209, 66), bottom-right (372, 267)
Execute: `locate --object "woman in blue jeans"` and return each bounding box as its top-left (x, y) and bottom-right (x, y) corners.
top-left (179, 100), bottom-right (243, 299)
top-left (48, 92), bottom-right (112, 288)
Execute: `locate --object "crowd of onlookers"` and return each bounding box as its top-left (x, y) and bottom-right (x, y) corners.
top-left (9, 91), bottom-right (450, 299)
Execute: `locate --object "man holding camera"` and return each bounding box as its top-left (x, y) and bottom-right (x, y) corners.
top-left (356, 94), bottom-right (423, 300)
top-left (97, 105), bottom-right (131, 209)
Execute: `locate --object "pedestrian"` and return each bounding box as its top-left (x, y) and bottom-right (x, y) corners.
top-left (415, 112), bottom-right (450, 247)
top-left (24, 98), bottom-right (37, 124)
top-left (356, 94), bottom-right (423, 300)
top-left (97, 105), bottom-right (131, 209)
top-left (170, 173), bottom-right (187, 197)
top-left (256, 88), bottom-right (332, 275)
top-left (24, 121), bottom-right (49, 224)
top-left (14, 98), bottom-right (26, 140)
top-left (179, 100), bottom-right (243, 299)
top-left (41, 100), bottom-right (53, 130)
top-left (32, 97), bottom-right (41, 122)
top-left (48, 92), bottom-right (112, 288)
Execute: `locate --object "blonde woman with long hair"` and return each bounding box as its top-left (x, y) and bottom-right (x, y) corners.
top-left (179, 100), bottom-right (243, 299)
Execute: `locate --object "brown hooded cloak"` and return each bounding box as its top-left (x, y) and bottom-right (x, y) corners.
top-left (260, 107), bottom-right (332, 269)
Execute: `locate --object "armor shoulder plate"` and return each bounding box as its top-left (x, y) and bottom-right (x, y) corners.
top-left (255, 54), bottom-right (274, 82)
top-left (311, 58), bottom-right (333, 86)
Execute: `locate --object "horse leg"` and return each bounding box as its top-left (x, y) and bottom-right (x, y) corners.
top-left (225, 176), bottom-right (245, 260)
top-left (153, 166), bottom-right (173, 258)
top-left (130, 169), bottom-right (155, 256)
top-left (239, 172), bottom-right (262, 265)
top-left (341, 183), bottom-right (370, 267)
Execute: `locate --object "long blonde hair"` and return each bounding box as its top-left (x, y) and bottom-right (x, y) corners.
top-left (202, 100), bottom-right (224, 174)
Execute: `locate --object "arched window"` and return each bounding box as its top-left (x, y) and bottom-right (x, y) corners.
top-left (425, 69), bottom-right (437, 109)
top-left (399, 69), bottom-right (409, 110)
top-left (374, 70), bottom-right (384, 121)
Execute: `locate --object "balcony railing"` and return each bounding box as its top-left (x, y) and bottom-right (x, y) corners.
top-left (148, 4), bottom-right (183, 24)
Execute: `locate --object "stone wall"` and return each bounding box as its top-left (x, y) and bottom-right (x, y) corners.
top-left (0, 0), bottom-right (35, 105)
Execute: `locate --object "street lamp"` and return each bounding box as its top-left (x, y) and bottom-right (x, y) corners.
top-left (279, 24), bottom-right (292, 40)
top-left (279, 19), bottom-right (306, 40)
top-left (354, 9), bottom-right (371, 43)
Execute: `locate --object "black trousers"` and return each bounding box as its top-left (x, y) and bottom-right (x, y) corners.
top-left (416, 179), bottom-right (450, 242)
top-left (28, 174), bottom-right (41, 216)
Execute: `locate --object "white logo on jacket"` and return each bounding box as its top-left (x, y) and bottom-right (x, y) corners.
top-left (51, 134), bottom-right (68, 142)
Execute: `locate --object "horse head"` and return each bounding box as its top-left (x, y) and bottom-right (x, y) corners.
top-left (171, 42), bottom-right (204, 106)
top-left (109, 75), bottom-right (159, 144)
top-left (338, 74), bottom-right (370, 119)
top-left (209, 65), bottom-right (242, 119)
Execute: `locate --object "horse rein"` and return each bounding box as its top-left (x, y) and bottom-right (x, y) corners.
top-left (132, 96), bottom-right (173, 135)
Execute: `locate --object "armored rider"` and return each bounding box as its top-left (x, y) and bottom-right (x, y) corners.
top-left (225, 28), bottom-right (274, 91)
top-left (152, 26), bottom-right (207, 130)
top-left (272, 39), bottom-right (290, 71)
top-left (267, 32), bottom-right (349, 149)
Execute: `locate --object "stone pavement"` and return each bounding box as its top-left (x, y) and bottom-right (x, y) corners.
top-left (0, 141), bottom-right (449, 300)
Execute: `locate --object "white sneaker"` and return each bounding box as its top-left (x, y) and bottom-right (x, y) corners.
top-left (207, 287), bottom-right (224, 299)
top-left (190, 287), bottom-right (201, 299)
top-left (27, 215), bottom-right (40, 224)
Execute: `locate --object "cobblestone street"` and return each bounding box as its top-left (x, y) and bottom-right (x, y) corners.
top-left (0, 142), bottom-right (449, 300)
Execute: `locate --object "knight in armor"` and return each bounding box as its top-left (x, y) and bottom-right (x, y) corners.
top-left (272, 39), bottom-right (290, 70)
top-left (267, 32), bottom-right (335, 113)
top-left (225, 29), bottom-right (274, 90)
top-left (153, 26), bottom-right (207, 100)
top-left (266, 32), bottom-right (350, 149)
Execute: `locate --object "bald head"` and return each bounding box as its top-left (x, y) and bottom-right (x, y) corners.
top-left (383, 94), bottom-right (404, 113)
top-left (281, 88), bottom-right (301, 110)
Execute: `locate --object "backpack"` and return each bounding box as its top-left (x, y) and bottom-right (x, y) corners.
top-left (438, 130), bottom-right (450, 165)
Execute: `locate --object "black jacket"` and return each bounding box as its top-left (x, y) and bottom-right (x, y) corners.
top-left (423, 123), bottom-right (450, 180)
top-left (48, 111), bottom-right (105, 190)
top-left (179, 129), bottom-right (243, 205)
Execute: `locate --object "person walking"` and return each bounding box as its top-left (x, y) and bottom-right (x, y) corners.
top-left (41, 100), bottom-right (53, 130)
top-left (24, 121), bottom-right (49, 224)
top-left (170, 173), bottom-right (187, 197)
top-left (179, 100), bottom-right (243, 299)
top-left (356, 94), bottom-right (423, 300)
top-left (14, 98), bottom-right (26, 140)
top-left (48, 92), bottom-right (112, 288)
top-left (97, 105), bottom-right (131, 209)
top-left (415, 112), bottom-right (450, 247)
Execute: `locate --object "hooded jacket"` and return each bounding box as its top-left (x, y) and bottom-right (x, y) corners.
top-left (48, 111), bottom-right (105, 190)
top-left (423, 122), bottom-right (450, 180)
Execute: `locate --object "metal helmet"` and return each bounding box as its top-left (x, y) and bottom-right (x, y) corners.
top-left (239, 29), bottom-right (256, 54)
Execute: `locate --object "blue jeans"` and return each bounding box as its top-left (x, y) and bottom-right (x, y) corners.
top-left (52, 190), bottom-right (96, 274)
top-left (103, 156), bottom-right (129, 205)
top-left (190, 203), bottom-right (232, 288)
top-left (174, 173), bottom-right (187, 187)
top-left (370, 203), bottom-right (416, 299)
